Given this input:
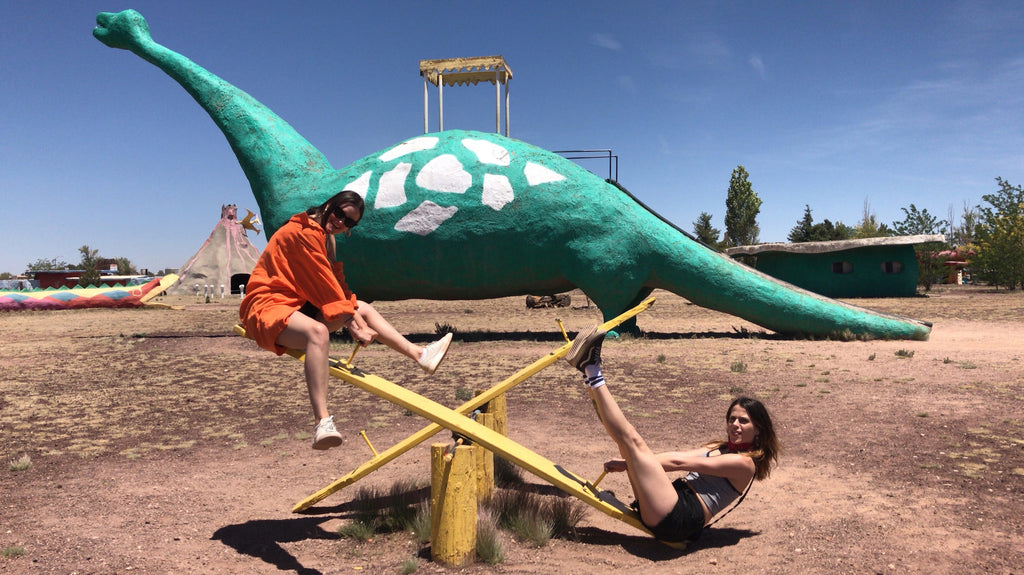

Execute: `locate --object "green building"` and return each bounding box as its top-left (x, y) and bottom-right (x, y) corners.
top-left (724, 235), bottom-right (945, 298)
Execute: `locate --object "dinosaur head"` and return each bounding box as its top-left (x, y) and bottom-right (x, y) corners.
top-left (94, 10), bottom-right (152, 52)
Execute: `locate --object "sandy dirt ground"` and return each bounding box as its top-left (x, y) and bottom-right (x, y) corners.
top-left (1, 286), bottom-right (1022, 574)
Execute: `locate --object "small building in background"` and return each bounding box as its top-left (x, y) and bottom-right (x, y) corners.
top-left (723, 235), bottom-right (945, 298)
top-left (32, 270), bottom-right (151, 290)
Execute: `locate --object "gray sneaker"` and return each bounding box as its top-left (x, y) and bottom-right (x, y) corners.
top-left (419, 332), bottom-right (453, 374)
top-left (565, 324), bottom-right (606, 372)
top-left (312, 415), bottom-right (344, 450)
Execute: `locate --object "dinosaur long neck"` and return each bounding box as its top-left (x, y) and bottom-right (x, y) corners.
top-left (126, 38), bottom-right (333, 228)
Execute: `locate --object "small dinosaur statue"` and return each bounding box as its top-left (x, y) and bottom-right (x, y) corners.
top-left (94, 10), bottom-right (931, 339)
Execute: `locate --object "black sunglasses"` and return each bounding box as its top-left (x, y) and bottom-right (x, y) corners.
top-left (330, 205), bottom-right (359, 229)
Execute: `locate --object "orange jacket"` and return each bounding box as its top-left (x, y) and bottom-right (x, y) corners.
top-left (240, 213), bottom-right (358, 354)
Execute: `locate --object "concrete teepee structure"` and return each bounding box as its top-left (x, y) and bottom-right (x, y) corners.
top-left (167, 204), bottom-right (262, 296)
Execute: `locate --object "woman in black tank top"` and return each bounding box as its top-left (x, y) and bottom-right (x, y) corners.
top-left (564, 325), bottom-right (779, 544)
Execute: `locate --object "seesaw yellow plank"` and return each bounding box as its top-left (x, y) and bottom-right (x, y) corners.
top-left (234, 298), bottom-right (660, 538)
top-left (287, 297), bottom-right (654, 512)
top-left (316, 340), bottom-right (652, 535)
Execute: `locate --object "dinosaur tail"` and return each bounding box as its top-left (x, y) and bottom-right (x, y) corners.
top-left (664, 242), bottom-right (931, 339)
top-left (618, 184), bottom-right (932, 340)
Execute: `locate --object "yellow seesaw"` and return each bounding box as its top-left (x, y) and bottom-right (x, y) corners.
top-left (234, 298), bottom-right (657, 538)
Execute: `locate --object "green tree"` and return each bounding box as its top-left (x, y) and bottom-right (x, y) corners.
top-left (814, 219), bottom-right (854, 241)
top-left (892, 204), bottom-right (950, 291)
top-left (972, 178), bottom-right (1024, 289)
top-left (723, 165), bottom-right (761, 247)
top-left (891, 204), bottom-right (948, 236)
top-left (115, 257), bottom-right (138, 275)
top-left (692, 212), bottom-right (721, 248)
top-left (916, 242), bottom-right (952, 292)
top-left (788, 205), bottom-right (854, 243)
top-left (890, 204), bottom-right (951, 290)
top-left (77, 245), bottom-right (102, 287)
top-left (948, 201), bottom-right (979, 247)
top-left (788, 205), bottom-right (814, 243)
top-left (25, 257), bottom-right (72, 273)
top-left (853, 199), bottom-right (892, 239)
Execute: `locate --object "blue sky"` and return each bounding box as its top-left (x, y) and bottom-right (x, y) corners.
top-left (2, 1), bottom-right (1022, 275)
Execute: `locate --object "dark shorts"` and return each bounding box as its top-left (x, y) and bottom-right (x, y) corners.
top-left (298, 301), bottom-right (321, 319)
top-left (633, 478), bottom-right (706, 543)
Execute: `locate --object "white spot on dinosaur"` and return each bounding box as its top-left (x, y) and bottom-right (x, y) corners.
top-left (394, 201), bottom-right (458, 236)
top-left (482, 174), bottom-right (514, 210)
top-left (417, 155), bottom-right (471, 194)
top-left (379, 136), bottom-right (439, 162)
top-left (376, 163), bottom-right (411, 209)
top-left (462, 138), bottom-right (511, 166)
top-left (524, 162), bottom-right (565, 186)
top-left (344, 171), bottom-right (372, 198)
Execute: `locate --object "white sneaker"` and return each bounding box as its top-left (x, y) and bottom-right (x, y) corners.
top-left (312, 415), bottom-right (343, 450)
top-left (418, 332), bottom-right (453, 374)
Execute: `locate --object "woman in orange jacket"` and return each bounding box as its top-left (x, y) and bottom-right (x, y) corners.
top-left (240, 190), bottom-right (452, 450)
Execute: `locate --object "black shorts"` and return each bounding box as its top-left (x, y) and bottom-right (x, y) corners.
top-left (298, 301), bottom-right (321, 319)
top-left (634, 478), bottom-right (706, 543)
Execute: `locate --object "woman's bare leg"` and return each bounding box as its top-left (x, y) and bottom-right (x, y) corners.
top-left (588, 384), bottom-right (680, 524)
top-left (567, 326), bottom-right (678, 524)
top-left (355, 300), bottom-right (422, 360)
top-left (276, 311), bottom-right (332, 420)
top-left (318, 301), bottom-right (451, 374)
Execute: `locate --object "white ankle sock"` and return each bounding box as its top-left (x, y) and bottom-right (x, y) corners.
top-left (583, 363), bottom-right (605, 387)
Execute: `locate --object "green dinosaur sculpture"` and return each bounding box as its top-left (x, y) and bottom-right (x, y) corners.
top-left (94, 9), bottom-right (931, 339)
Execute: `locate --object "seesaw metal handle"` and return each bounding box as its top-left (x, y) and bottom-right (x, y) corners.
top-left (359, 430), bottom-right (378, 457)
top-left (343, 342), bottom-right (362, 367)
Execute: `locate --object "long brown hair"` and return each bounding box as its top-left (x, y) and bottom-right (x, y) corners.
top-left (307, 190), bottom-right (365, 226)
top-left (708, 396), bottom-right (779, 481)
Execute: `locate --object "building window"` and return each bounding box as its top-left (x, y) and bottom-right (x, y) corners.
top-left (831, 261), bottom-right (853, 274)
top-left (881, 261), bottom-right (903, 274)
